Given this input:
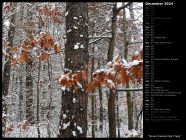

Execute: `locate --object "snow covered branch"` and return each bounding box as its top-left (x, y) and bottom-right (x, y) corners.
top-left (89, 31), bottom-right (111, 44)
top-left (89, 3), bottom-right (114, 9)
top-left (89, 36), bottom-right (112, 39)
top-left (129, 41), bottom-right (143, 45)
top-left (89, 37), bottom-right (108, 45)
top-left (117, 88), bottom-right (143, 92)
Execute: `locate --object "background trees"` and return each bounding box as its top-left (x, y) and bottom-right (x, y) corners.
top-left (2, 2), bottom-right (143, 138)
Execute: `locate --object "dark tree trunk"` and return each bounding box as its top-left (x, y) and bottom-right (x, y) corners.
top-left (91, 47), bottom-right (95, 138)
top-left (97, 59), bottom-right (103, 131)
top-left (58, 3), bottom-right (89, 138)
top-left (98, 88), bottom-right (103, 131)
top-left (25, 3), bottom-right (35, 125)
top-left (107, 3), bottom-right (117, 138)
top-left (116, 90), bottom-right (120, 137)
top-left (2, 2), bottom-right (16, 105)
top-left (26, 58), bottom-right (34, 124)
top-left (18, 74), bottom-right (24, 122)
top-left (2, 2), bottom-right (16, 136)
top-left (123, 2), bottom-right (134, 130)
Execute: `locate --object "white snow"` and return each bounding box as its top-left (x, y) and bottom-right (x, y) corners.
top-left (72, 131), bottom-right (76, 136)
top-left (129, 60), bottom-right (143, 66)
top-left (126, 129), bottom-right (139, 137)
top-left (3, 113), bottom-right (7, 117)
top-left (60, 86), bottom-right (66, 91)
top-left (62, 122), bottom-right (70, 130)
top-left (107, 79), bottom-right (115, 89)
top-left (59, 125), bottom-right (61, 130)
top-left (65, 11), bottom-right (68, 16)
top-left (113, 55), bottom-right (119, 62)
top-left (122, 59), bottom-right (130, 67)
top-left (73, 17), bottom-right (78, 19)
top-left (62, 123), bottom-right (68, 130)
top-left (73, 26), bottom-right (78, 29)
top-left (40, 32), bottom-right (46, 36)
top-left (140, 45), bottom-right (143, 50)
top-left (105, 16), bottom-right (110, 22)
top-left (73, 98), bottom-right (77, 103)
top-left (74, 45), bottom-right (79, 49)
top-left (107, 61), bottom-right (112, 66)
top-left (63, 114), bottom-right (67, 119)
top-left (77, 82), bottom-right (82, 88)
top-left (74, 123), bottom-right (76, 126)
top-left (67, 29), bottom-right (72, 33)
top-left (134, 51), bottom-right (139, 56)
top-left (4, 20), bottom-right (10, 27)
top-left (80, 34), bottom-right (83, 37)
top-left (77, 126), bottom-right (83, 134)
top-left (131, 129), bottom-right (139, 137)
top-left (94, 46), bottom-right (98, 52)
top-left (80, 45), bottom-right (84, 49)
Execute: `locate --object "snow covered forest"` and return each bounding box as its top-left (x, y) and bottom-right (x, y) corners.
top-left (2, 2), bottom-right (143, 138)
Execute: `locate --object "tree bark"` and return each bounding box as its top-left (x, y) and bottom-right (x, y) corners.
top-left (2, 2), bottom-right (16, 136)
top-left (98, 60), bottom-right (103, 132)
top-left (123, 2), bottom-right (134, 130)
top-left (107, 3), bottom-right (117, 138)
top-left (116, 89), bottom-right (120, 137)
top-left (58, 3), bottom-right (89, 138)
top-left (91, 47), bottom-right (95, 138)
top-left (26, 58), bottom-right (34, 124)
top-left (25, 3), bottom-right (35, 124)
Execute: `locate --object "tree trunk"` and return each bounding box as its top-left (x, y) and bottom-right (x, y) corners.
top-left (26, 58), bottom-right (34, 124)
top-left (18, 73), bottom-right (24, 122)
top-left (58, 3), bottom-right (89, 138)
top-left (25, 3), bottom-right (35, 124)
top-left (47, 57), bottom-right (52, 137)
top-left (107, 3), bottom-right (117, 138)
top-left (2, 2), bottom-right (16, 136)
top-left (116, 89), bottom-right (120, 137)
top-left (98, 60), bottom-right (103, 132)
top-left (91, 47), bottom-right (95, 138)
top-left (123, 2), bottom-right (134, 130)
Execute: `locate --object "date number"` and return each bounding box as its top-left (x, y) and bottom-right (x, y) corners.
top-left (164, 2), bottom-right (173, 5)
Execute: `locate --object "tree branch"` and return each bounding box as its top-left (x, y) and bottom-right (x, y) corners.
top-left (117, 88), bottom-right (143, 92)
top-left (89, 36), bottom-right (112, 39)
top-left (129, 41), bottom-right (143, 45)
top-left (89, 3), bottom-right (114, 9)
top-left (116, 2), bottom-right (132, 15)
top-left (89, 38), bottom-right (104, 45)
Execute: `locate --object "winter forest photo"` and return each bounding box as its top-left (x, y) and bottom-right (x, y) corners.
top-left (2, 2), bottom-right (143, 138)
